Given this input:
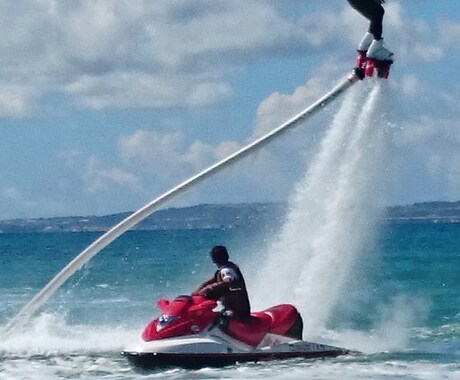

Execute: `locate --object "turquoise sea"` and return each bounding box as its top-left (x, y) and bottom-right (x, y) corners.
top-left (0, 221), bottom-right (459, 379)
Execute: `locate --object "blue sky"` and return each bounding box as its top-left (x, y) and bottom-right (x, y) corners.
top-left (0, 0), bottom-right (459, 219)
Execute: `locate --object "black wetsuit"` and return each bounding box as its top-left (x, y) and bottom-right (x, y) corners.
top-left (347, 0), bottom-right (385, 40)
top-left (194, 261), bottom-right (251, 321)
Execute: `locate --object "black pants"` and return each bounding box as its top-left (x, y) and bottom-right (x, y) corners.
top-left (347, 0), bottom-right (385, 40)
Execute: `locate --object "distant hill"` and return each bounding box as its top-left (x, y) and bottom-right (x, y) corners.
top-left (0, 203), bottom-right (286, 233)
top-left (385, 201), bottom-right (460, 223)
top-left (0, 201), bottom-right (459, 233)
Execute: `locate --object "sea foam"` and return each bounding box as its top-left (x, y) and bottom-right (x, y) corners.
top-left (252, 80), bottom-right (397, 344)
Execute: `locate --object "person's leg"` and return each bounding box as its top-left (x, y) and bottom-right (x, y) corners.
top-left (347, 0), bottom-right (384, 40)
top-left (348, 0), bottom-right (392, 62)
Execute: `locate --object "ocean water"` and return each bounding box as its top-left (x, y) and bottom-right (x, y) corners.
top-left (0, 224), bottom-right (459, 379)
top-left (1, 80), bottom-right (459, 379)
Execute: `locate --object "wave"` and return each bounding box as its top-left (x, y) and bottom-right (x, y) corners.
top-left (0, 312), bottom-right (139, 356)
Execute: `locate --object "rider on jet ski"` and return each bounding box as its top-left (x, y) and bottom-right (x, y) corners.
top-left (193, 245), bottom-right (251, 322)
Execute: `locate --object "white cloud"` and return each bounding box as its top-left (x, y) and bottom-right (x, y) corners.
top-left (118, 129), bottom-right (243, 181)
top-left (115, 127), bottom-right (299, 206)
top-left (0, 0), bottom-right (326, 115)
top-left (439, 21), bottom-right (460, 47)
top-left (0, 85), bottom-right (36, 117)
top-left (254, 76), bottom-right (329, 138)
top-left (58, 150), bottom-right (140, 194)
top-left (65, 72), bottom-right (233, 109)
top-left (83, 156), bottom-right (140, 193)
top-left (119, 129), bottom-right (185, 166)
top-left (0, 0), bottom-right (457, 117)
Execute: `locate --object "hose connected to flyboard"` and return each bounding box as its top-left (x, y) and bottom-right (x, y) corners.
top-left (3, 70), bottom-right (362, 337)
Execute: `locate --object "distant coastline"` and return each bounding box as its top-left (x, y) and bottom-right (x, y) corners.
top-left (0, 201), bottom-right (459, 233)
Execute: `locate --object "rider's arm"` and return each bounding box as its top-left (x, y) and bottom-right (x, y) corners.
top-left (192, 276), bottom-right (216, 295)
top-left (197, 267), bottom-right (238, 298)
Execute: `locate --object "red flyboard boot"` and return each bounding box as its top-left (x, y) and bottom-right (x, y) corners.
top-left (355, 32), bottom-right (373, 72)
top-left (365, 38), bottom-right (394, 79)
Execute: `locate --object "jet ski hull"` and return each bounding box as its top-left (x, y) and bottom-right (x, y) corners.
top-left (122, 348), bottom-right (347, 369)
top-left (122, 335), bottom-right (350, 369)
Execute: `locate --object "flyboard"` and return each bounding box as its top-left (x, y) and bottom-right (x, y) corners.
top-left (3, 68), bottom-right (365, 338)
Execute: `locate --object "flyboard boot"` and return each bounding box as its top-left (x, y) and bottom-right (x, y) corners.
top-left (355, 32), bottom-right (373, 75)
top-left (355, 33), bottom-right (393, 79)
top-left (365, 38), bottom-right (394, 78)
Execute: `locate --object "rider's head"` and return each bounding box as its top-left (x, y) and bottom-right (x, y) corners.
top-left (210, 245), bottom-right (229, 265)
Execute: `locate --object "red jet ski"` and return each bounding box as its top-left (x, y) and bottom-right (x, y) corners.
top-left (122, 295), bottom-right (350, 369)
